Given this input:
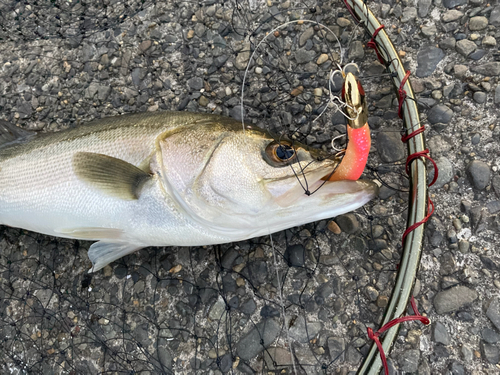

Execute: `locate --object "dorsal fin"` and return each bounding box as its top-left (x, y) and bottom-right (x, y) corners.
top-left (73, 152), bottom-right (151, 200)
top-left (0, 120), bottom-right (35, 148)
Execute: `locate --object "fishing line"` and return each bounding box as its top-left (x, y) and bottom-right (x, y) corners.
top-left (269, 231), bottom-right (299, 374)
top-left (240, 19), bottom-right (345, 132)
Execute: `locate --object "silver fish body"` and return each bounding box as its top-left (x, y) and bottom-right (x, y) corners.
top-left (0, 111), bottom-right (378, 271)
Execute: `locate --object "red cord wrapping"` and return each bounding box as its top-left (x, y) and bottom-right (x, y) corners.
top-left (345, 8), bottom-right (437, 371)
top-left (400, 127), bottom-right (425, 143)
top-left (401, 148), bottom-right (438, 245)
top-left (401, 196), bottom-right (435, 246)
top-left (405, 149), bottom-right (438, 187)
top-left (368, 118), bottom-right (437, 374)
top-left (367, 297), bottom-right (430, 375)
top-left (366, 25), bottom-right (386, 64)
top-left (397, 70), bottom-right (411, 119)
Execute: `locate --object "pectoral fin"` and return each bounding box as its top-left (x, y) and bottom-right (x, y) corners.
top-left (73, 152), bottom-right (151, 200)
top-left (87, 241), bottom-right (144, 272)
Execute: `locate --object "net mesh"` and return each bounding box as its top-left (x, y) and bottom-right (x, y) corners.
top-left (0, 1), bottom-right (411, 373)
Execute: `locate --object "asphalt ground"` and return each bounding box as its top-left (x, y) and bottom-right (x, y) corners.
top-left (1, 0), bottom-right (500, 374)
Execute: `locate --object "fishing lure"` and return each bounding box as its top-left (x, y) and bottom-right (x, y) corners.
top-left (327, 71), bottom-right (371, 182)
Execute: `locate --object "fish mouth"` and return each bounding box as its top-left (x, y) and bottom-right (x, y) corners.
top-left (272, 165), bottom-right (378, 207)
top-left (308, 176), bottom-right (379, 199)
top-left (268, 174), bottom-right (379, 233)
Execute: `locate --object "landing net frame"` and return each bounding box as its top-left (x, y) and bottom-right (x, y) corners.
top-left (341, 1), bottom-right (432, 374)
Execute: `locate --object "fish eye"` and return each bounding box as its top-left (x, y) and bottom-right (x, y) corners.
top-left (266, 142), bottom-right (296, 163)
top-left (276, 144), bottom-right (295, 161)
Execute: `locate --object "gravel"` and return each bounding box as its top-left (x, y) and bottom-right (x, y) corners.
top-left (2, 1), bottom-right (500, 374)
top-left (434, 286), bottom-right (479, 314)
top-left (466, 160), bottom-right (491, 190)
top-left (236, 319), bottom-right (280, 361)
top-left (471, 61), bottom-right (500, 76)
top-left (434, 321), bottom-right (451, 345)
top-left (427, 104), bottom-right (453, 124)
top-left (456, 39), bottom-right (477, 57)
top-left (416, 46), bottom-right (445, 77)
top-left (376, 131), bottom-right (405, 162)
top-left (486, 298), bottom-right (500, 331)
top-left (334, 213), bottom-right (360, 234)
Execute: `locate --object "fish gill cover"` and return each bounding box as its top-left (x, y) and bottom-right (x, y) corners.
top-left (0, 0), bottom-right (494, 374)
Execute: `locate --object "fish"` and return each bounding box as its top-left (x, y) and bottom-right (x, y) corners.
top-left (0, 111), bottom-right (378, 272)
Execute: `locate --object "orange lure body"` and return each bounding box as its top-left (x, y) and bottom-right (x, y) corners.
top-left (328, 122), bottom-right (371, 181)
top-left (327, 72), bottom-right (371, 182)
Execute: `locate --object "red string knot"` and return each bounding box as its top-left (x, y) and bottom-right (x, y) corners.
top-left (368, 297), bottom-right (430, 375)
top-left (401, 126), bottom-right (425, 143)
top-left (366, 24), bottom-right (385, 64)
top-left (397, 70), bottom-right (411, 119)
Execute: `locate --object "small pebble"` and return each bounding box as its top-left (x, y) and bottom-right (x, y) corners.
top-left (335, 213), bottom-right (360, 234)
top-left (470, 32), bottom-right (481, 41)
top-left (434, 322), bottom-right (451, 345)
top-left (469, 16), bottom-right (488, 31)
top-left (139, 40), bottom-right (152, 52)
top-left (416, 46), bottom-right (444, 77)
top-left (298, 27), bottom-right (314, 47)
top-left (454, 65), bottom-right (468, 78)
top-left (432, 90), bottom-right (443, 100)
top-left (471, 62), bottom-right (500, 76)
top-left (376, 131), bottom-right (405, 162)
top-left (103, 265), bottom-right (113, 277)
top-left (316, 53), bottom-right (328, 65)
top-left (427, 104), bottom-right (453, 124)
top-left (199, 96), bottom-right (209, 107)
top-left (327, 220), bottom-right (341, 234)
top-left (434, 286), bottom-right (478, 314)
top-left (486, 298), bottom-right (500, 331)
top-left (284, 244), bottom-right (305, 267)
top-left (458, 240), bottom-right (470, 253)
top-left (421, 25), bottom-right (437, 37)
top-left (466, 160), bottom-right (490, 190)
top-left (481, 342), bottom-right (500, 364)
top-left (456, 39), bottom-right (477, 57)
top-left (483, 36), bottom-right (497, 47)
top-left (442, 9), bottom-right (463, 22)
top-left (291, 86), bottom-right (304, 96)
top-left (365, 286), bottom-right (379, 301)
top-left (337, 17), bottom-right (351, 27)
top-left (440, 37), bottom-right (456, 50)
top-left (473, 92), bottom-right (487, 104)
top-left (398, 349), bottom-right (420, 372)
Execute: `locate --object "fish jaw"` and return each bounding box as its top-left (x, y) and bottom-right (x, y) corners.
top-left (253, 179), bottom-right (378, 235)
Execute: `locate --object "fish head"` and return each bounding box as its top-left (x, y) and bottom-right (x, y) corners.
top-left (158, 116), bottom-right (378, 236)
